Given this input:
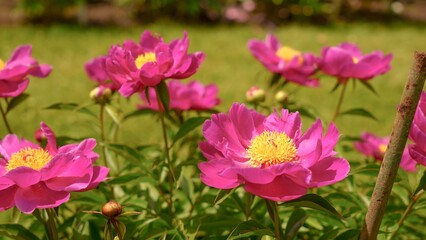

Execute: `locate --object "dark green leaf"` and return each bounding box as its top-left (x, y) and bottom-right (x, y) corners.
top-left (6, 93), bottom-right (29, 113)
top-left (45, 102), bottom-right (96, 117)
top-left (269, 73), bottom-right (282, 88)
top-left (172, 117), bottom-right (208, 143)
top-left (281, 194), bottom-right (344, 220)
top-left (155, 82), bottom-right (170, 112)
top-left (335, 229), bottom-right (360, 240)
top-left (213, 189), bottom-right (236, 207)
top-left (284, 208), bottom-right (309, 240)
top-left (89, 220), bottom-right (102, 240)
top-left (226, 220), bottom-right (274, 239)
top-left (350, 164), bottom-right (381, 176)
top-left (107, 144), bottom-right (144, 162)
top-left (414, 169), bottom-right (426, 194)
top-left (104, 221), bottom-right (114, 240)
top-left (330, 82), bottom-right (341, 93)
top-left (108, 173), bottom-right (142, 185)
top-left (0, 224), bottom-right (41, 240)
top-left (340, 108), bottom-right (378, 121)
top-left (359, 80), bottom-right (379, 96)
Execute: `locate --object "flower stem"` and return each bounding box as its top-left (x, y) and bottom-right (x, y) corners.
top-left (99, 104), bottom-right (109, 169)
top-left (154, 86), bottom-right (175, 217)
top-left (245, 193), bottom-right (253, 221)
top-left (360, 51), bottom-right (426, 240)
top-left (265, 199), bottom-right (284, 240)
top-left (331, 82), bottom-right (347, 122)
top-left (387, 190), bottom-right (424, 240)
top-left (0, 99), bottom-right (13, 133)
top-left (45, 208), bottom-right (59, 240)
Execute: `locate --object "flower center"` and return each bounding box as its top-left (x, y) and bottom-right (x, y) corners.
top-left (352, 57), bottom-right (359, 64)
top-left (6, 147), bottom-right (52, 172)
top-left (247, 131), bottom-right (297, 168)
top-left (276, 46), bottom-right (303, 64)
top-left (135, 52), bottom-right (156, 69)
top-left (0, 59), bottom-right (5, 71)
top-left (378, 144), bottom-right (387, 154)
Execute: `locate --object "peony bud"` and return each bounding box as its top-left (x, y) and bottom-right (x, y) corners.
top-left (275, 90), bottom-right (289, 104)
top-left (245, 86), bottom-right (265, 103)
top-left (101, 201), bottom-right (122, 218)
top-left (90, 87), bottom-right (112, 103)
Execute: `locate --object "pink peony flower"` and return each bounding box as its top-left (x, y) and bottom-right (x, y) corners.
top-left (319, 42), bottom-right (392, 83)
top-left (0, 122), bottom-right (109, 214)
top-left (0, 45), bottom-right (52, 97)
top-left (85, 55), bottom-right (120, 91)
top-left (198, 103), bottom-right (350, 201)
top-left (409, 92), bottom-right (426, 166)
top-left (138, 80), bottom-right (220, 111)
top-left (247, 34), bottom-right (319, 87)
top-left (105, 30), bottom-right (205, 97)
top-left (354, 132), bottom-right (417, 172)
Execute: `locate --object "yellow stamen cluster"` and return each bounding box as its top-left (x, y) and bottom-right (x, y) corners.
top-left (0, 59), bottom-right (5, 71)
top-left (135, 52), bottom-right (156, 69)
top-left (6, 147), bottom-right (52, 172)
top-left (276, 46), bottom-right (303, 65)
top-left (247, 131), bottom-right (297, 168)
top-left (378, 144), bottom-right (387, 155)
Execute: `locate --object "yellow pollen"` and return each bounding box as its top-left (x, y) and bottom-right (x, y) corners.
top-left (352, 57), bottom-right (359, 64)
top-left (276, 46), bottom-right (303, 65)
top-left (378, 144), bottom-right (387, 154)
top-left (6, 147), bottom-right (52, 172)
top-left (0, 59), bottom-right (5, 71)
top-left (247, 131), bottom-right (297, 168)
top-left (135, 52), bottom-right (156, 69)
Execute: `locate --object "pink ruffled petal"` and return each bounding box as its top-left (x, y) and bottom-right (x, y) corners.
top-left (80, 166), bottom-right (109, 191)
top-left (0, 134), bottom-right (39, 160)
top-left (14, 182), bottom-right (70, 214)
top-left (40, 122), bottom-right (57, 154)
top-left (308, 157), bottom-right (350, 188)
top-left (9, 45), bottom-right (32, 62)
top-left (5, 167), bottom-right (41, 188)
top-left (0, 185), bottom-right (17, 211)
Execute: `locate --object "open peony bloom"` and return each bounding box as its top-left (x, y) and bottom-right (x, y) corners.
top-left (409, 92), bottom-right (426, 166)
top-left (0, 45), bottom-right (52, 98)
top-left (85, 55), bottom-right (120, 91)
top-left (0, 122), bottom-right (109, 214)
top-left (198, 103), bottom-right (350, 201)
top-left (319, 42), bottom-right (392, 83)
top-left (248, 34), bottom-right (319, 87)
top-left (354, 132), bottom-right (416, 172)
top-left (138, 80), bottom-right (220, 111)
top-left (105, 30), bottom-right (205, 97)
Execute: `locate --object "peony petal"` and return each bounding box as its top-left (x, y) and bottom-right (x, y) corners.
top-left (0, 134), bottom-right (39, 160)
top-left (0, 185), bottom-right (17, 211)
top-left (40, 122), bottom-right (57, 154)
top-left (14, 182), bottom-right (70, 214)
top-left (80, 166), bottom-right (109, 191)
top-left (308, 157), bottom-right (350, 188)
top-left (5, 167), bottom-right (41, 188)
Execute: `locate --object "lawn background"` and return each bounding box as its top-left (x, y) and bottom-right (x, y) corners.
top-left (0, 22), bottom-right (425, 146)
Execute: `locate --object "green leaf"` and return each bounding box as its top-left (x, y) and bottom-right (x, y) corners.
top-left (330, 82), bottom-right (341, 93)
top-left (226, 220), bottom-right (274, 239)
top-left (340, 108), bottom-right (378, 121)
top-left (281, 194), bottom-right (344, 220)
top-left (0, 224), bottom-right (41, 240)
top-left (335, 229), bottom-right (360, 240)
top-left (350, 164), bottom-right (381, 176)
top-left (45, 102), bottom-right (96, 117)
top-left (284, 208), bottom-right (309, 240)
top-left (114, 221), bottom-right (126, 240)
top-left (269, 73), bottom-right (282, 88)
top-left (105, 105), bottom-right (121, 125)
top-left (6, 93), bottom-right (29, 113)
top-left (89, 220), bottom-right (102, 240)
top-left (213, 189), bottom-right (236, 207)
top-left (104, 221), bottom-right (114, 240)
top-left (172, 117), bottom-right (209, 143)
top-left (107, 143), bottom-right (144, 162)
top-left (123, 109), bottom-right (156, 121)
top-left (155, 82), bottom-right (170, 112)
top-left (359, 80), bottom-right (379, 96)
top-left (414, 169), bottom-right (426, 194)
top-left (108, 173), bottom-right (142, 185)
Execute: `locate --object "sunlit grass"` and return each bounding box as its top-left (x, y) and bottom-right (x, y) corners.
top-left (0, 22), bottom-right (425, 146)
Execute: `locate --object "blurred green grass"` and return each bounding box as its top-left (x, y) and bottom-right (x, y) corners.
top-left (0, 22), bottom-right (425, 145)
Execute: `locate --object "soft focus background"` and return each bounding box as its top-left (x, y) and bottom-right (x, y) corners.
top-left (0, 0), bottom-right (425, 145)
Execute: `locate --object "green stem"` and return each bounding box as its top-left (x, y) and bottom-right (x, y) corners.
top-left (154, 87), bottom-right (175, 217)
top-left (99, 103), bottom-right (116, 200)
top-left (0, 99), bottom-right (12, 133)
top-left (45, 208), bottom-right (59, 240)
top-left (265, 199), bottom-right (284, 240)
top-left (387, 190), bottom-right (424, 240)
top-left (245, 193), bottom-right (253, 221)
top-left (331, 82), bottom-right (347, 123)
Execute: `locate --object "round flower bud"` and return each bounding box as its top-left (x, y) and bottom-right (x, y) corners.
top-left (101, 201), bottom-right (122, 218)
top-left (275, 90), bottom-right (289, 104)
top-left (246, 86), bottom-right (265, 103)
top-left (89, 87), bottom-right (112, 103)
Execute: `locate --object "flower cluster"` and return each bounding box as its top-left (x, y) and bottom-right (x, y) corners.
top-left (248, 33), bottom-right (392, 87)
top-left (198, 103), bottom-right (350, 201)
top-left (0, 122), bottom-right (109, 214)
